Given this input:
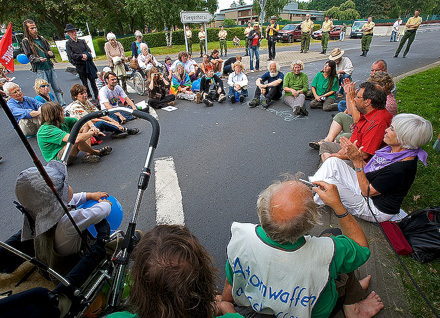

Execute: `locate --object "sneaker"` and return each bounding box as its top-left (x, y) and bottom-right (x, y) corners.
top-left (301, 108), bottom-right (309, 116)
top-left (249, 98), bottom-right (260, 108)
top-left (126, 128), bottom-right (140, 135)
top-left (111, 131), bottom-right (129, 139)
top-left (195, 92), bottom-right (202, 104)
top-left (203, 99), bottom-right (214, 107)
top-left (239, 95), bottom-right (244, 103)
top-left (82, 154), bottom-right (101, 163)
top-left (293, 106), bottom-right (301, 115)
top-left (218, 94), bottom-right (226, 103)
top-left (261, 99), bottom-right (270, 108)
top-left (229, 95), bottom-right (236, 103)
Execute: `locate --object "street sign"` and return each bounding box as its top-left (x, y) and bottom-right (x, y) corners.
top-left (180, 11), bottom-right (213, 24)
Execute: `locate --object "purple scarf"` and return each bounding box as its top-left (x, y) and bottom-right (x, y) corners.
top-left (364, 145), bottom-right (428, 174)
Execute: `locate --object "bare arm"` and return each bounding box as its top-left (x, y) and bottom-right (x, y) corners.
top-left (221, 280), bottom-right (234, 303)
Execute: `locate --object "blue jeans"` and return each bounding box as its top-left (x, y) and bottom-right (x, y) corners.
top-left (108, 106), bottom-right (134, 122)
top-left (249, 46), bottom-right (259, 70)
top-left (93, 120), bottom-right (124, 133)
top-left (390, 30), bottom-right (397, 42)
top-left (338, 73), bottom-right (351, 95)
top-left (228, 87), bottom-right (248, 97)
top-left (36, 68), bottom-right (66, 106)
top-left (338, 100), bottom-right (347, 112)
top-left (223, 65), bottom-right (232, 74)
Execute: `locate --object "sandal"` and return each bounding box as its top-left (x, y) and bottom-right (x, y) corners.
top-left (82, 154), bottom-right (100, 163)
top-left (308, 141), bottom-right (321, 150)
top-left (98, 146), bottom-right (113, 157)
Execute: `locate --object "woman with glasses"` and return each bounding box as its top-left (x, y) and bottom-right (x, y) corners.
top-left (34, 78), bottom-right (55, 103)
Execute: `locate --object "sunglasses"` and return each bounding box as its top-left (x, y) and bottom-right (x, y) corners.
top-left (40, 84), bottom-right (49, 88)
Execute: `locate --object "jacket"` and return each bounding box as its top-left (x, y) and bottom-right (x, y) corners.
top-left (22, 36), bottom-right (54, 72)
top-left (246, 30), bottom-right (262, 48)
top-left (66, 38), bottom-right (91, 71)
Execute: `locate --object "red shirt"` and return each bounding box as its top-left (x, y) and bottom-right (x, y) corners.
top-left (252, 33), bottom-right (260, 46)
top-left (350, 108), bottom-right (393, 157)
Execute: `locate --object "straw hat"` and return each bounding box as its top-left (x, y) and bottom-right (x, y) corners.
top-left (328, 48), bottom-right (345, 60)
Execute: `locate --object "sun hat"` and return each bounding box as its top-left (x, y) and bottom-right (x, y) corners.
top-left (102, 67), bottom-right (112, 73)
top-left (64, 24), bottom-right (78, 32)
top-left (253, 22), bottom-right (259, 27)
top-left (16, 160), bottom-right (69, 241)
top-left (328, 48), bottom-right (345, 60)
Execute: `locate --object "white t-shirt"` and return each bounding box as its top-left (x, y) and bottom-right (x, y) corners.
top-left (171, 59), bottom-right (195, 75)
top-left (99, 85), bottom-right (127, 108)
top-left (393, 20), bottom-right (401, 32)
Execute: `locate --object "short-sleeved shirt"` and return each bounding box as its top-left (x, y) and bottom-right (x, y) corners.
top-left (260, 71), bottom-right (284, 94)
top-left (406, 16), bottom-right (422, 30)
top-left (322, 20), bottom-right (333, 32)
top-left (225, 226), bottom-right (370, 318)
top-left (219, 30), bottom-right (227, 39)
top-left (198, 31), bottom-right (205, 40)
top-left (99, 85), bottom-right (127, 108)
top-left (362, 21), bottom-right (375, 35)
top-left (350, 108), bottom-right (392, 156)
top-left (301, 20), bottom-right (314, 33)
top-left (37, 117), bottom-right (77, 162)
top-left (311, 72), bottom-right (339, 98)
top-left (185, 30), bottom-right (192, 38)
top-left (283, 72), bottom-right (309, 97)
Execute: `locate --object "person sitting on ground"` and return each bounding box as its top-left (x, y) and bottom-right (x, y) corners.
top-left (210, 49), bottom-right (224, 74)
top-left (69, 84), bottom-right (139, 138)
top-left (131, 30), bottom-right (148, 59)
top-left (34, 78), bottom-right (56, 103)
top-left (95, 66), bottom-right (112, 91)
top-left (146, 67), bottom-right (176, 109)
top-left (137, 43), bottom-right (160, 73)
top-left (5, 82), bottom-right (43, 137)
top-left (249, 61), bottom-right (284, 109)
top-left (37, 102), bottom-right (112, 164)
top-left (310, 60), bottom-right (339, 111)
top-left (310, 114), bottom-right (432, 222)
top-left (233, 35), bottom-right (241, 47)
top-left (223, 55), bottom-right (242, 76)
top-left (170, 63), bottom-right (201, 103)
top-left (282, 60), bottom-right (309, 116)
top-left (328, 48), bottom-right (353, 97)
top-left (164, 56), bottom-right (172, 77)
top-left (199, 53), bottom-right (214, 76)
top-left (0, 160), bottom-right (113, 276)
top-left (200, 66), bottom-right (227, 107)
top-left (169, 51), bottom-right (196, 82)
top-left (228, 62), bottom-right (248, 104)
top-left (106, 224), bottom-right (241, 318)
top-left (104, 32), bottom-right (128, 92)
top-left (99, 71), bottom-right (139, 124)
top-left (316, 82), bottom-right (393, 166)
top-left (220, 175), bottom-right (384, 318)
top-left (187, 53), bottom-right (199, 78)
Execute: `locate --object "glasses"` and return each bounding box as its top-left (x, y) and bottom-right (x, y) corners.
top-left (11, 88), bottom-right (21, 95)
top-left (354, 89), bottom-right (363, 99)
top-left (40, 84), bottom-right (49, 88)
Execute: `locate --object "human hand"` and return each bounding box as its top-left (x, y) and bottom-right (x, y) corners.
top-left (343, 80), bottom-right (356, 100)
top-left (315, 95), bottom-right (321, 102)
top-left (90, 191), bottom-right (109, 201)
top-left (39, 57), bottom-right (47, 62)
top-left (312, 181), bottom-right (345, 211)
top-left (340, 137), bottom-right (364, 163)
top-left (118, 115), bottom-right (126, 124)
top-left (82, 54), bottom-right (88, 60)
top-left (292, 89), bottom-right (299, 98)
top-left (98, 199), bottom-right (113, 206)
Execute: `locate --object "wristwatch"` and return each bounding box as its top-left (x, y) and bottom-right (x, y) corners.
top-left (354, 167), bottom-right (363, 172)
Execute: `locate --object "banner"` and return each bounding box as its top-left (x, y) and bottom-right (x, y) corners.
top-left (0, 22), bottom-right (14, 73)
top-left (55, 35), bottom-right (96, 62)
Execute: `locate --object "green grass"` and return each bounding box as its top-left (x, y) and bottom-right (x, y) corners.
top-left (394, 66), bottom-right (440, 318)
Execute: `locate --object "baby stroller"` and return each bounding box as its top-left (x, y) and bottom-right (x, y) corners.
top-left (0, 95), bottom-right (160, 317)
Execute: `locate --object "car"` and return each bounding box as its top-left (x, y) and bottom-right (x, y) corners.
top-left (312, 26), bottom-right (343, 40)
top-left (0, 32), bottom-right (24, 58)
top-left (350, 20), bottom-right (367, 38)
top-left (276, 24), bottom-right (301, 43)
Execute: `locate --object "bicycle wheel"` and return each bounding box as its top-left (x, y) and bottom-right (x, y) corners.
top-left (133, 71), bottom-right (145, 95)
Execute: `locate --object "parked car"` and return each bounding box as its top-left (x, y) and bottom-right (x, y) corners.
top-left (312, 26), bottom-right (343, 40)
top-left (276, 24), bottom-right (301, 43)
top-left (350, 20), bottom-right (367, 38)
top-left (0, 32), bottom-right (24, 58)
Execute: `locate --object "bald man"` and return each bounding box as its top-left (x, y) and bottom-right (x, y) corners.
top-left (221, 178), bottom-right (384, 318)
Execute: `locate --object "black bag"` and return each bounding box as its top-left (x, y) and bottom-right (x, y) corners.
top-left (398, 207), bottom-right (440, 263)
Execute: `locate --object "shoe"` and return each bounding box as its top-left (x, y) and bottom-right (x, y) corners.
top-left (203, 98), bottom-right (213, 107)
top-left (308, 141), bottom-right (320, 150)
top-left (195, 92), bottom-right (202, 104)
top-left (239, 95), bottom-right (245, 103)
top-left (167, 101), bottom-right (175, 106)
top-left (229, 95), bottom-right (236, 103)
top-left (293, 106), bottom-right (301, 115)
top-left (320, 51), bottom-right (325, 54)
top-left (261, 99), bottom-right (270, 108)
top-left (393, 54), bottom-right (398, 58)
top-left (249, 98), bottom-right (260, 108)
top-left (364, 51), bottom-right (368, 57)
top-left (82, 154), bottom-right (100, 163)
top-left (267, 58), bottom-right (271, 61)
top-left (126, 128), bottom-right (139, 135)
top-left (111, 131), bottom-right (129, 139)
top-left (360, 51), bottom-right (365, 56)
top-left (98, 146), bottom-right (112, 157)
top-left (300, 50), bottom-right (303, 53)
top-left (301, 107), bottom-right (309, 116)
top-left (323, 49), bottom-right (326, 54)
top-left (250, 70), bottom-right (255, 73)
top-left (218, 94), bottom-right (226, 103)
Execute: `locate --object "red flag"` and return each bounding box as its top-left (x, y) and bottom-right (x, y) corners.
top-left (0, 22), bottom-right (14, 73)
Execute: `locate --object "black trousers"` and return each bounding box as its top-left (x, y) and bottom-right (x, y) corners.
top-left (149, 94), bottom-right (176, 109)
top-left (267, 36), bottom-right (277, 60)
top-left (254, 86), bottom-right (282, 101)
top-left (78, 71), bottom-right (99, 100)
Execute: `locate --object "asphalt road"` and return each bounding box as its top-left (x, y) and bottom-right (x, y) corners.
top-left (1, 26), bottom-right (439, 287)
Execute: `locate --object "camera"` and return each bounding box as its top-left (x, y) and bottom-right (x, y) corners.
top-left (320, 96), bottom-right (326, 101)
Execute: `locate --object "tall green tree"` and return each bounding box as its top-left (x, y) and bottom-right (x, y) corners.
top-left (252, 0), bottom-right (289, 22)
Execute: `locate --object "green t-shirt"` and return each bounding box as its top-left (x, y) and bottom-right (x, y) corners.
top-left (225, 226), bottom-right (370, 318)
top-left (283, 71), bottom-right (309, 97)
top-left (33, 38), bottom-right (51, 71)
top-left (106, 311), bottom-right (243, 317)
top-left (37, 117), bottom-right (77, 162)
top-left (311, 71), bottom-right (339, 99)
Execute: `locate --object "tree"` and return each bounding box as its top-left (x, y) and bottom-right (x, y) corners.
top-left (340, 0), bottom-right (355, 11)
top-left (325, 6), bottom-right (341, 19)
top-left (238, 0), bottom-right (247, 5)
top-left (252, 0), bottom-right (289, 22)
top-left (324, 0), bottom-right (360, 19)
top-left (230, 1), bottom-right (238, 7)
top-left (223, 18), bottom-right (238, 27)
top-left (339, 8), bottom-right (360, 20)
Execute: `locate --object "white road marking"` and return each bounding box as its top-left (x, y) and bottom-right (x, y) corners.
top-left (154, 156), bottom-right (184, 225)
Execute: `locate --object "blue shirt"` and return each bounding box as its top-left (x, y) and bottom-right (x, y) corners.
top-left (260, 71), bottom-right (284, 93)
top-left (7, 96), bottom-right (43, 122)
top-left (35, 93), bottom-right (55, 104)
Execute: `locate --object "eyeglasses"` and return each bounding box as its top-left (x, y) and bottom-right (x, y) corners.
top-left (354, 89), bottom-right (363, 99)
top-left (10, 88), bottom-right (21, 95)
top-left (40, 84), bottom-right (49, 88)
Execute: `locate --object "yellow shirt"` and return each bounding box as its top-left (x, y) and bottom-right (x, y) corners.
top-left (198, 31), bottom-right (205, 40)
top-left (301, 20), bottom-right (314, 33)
top-left (362, 21), bottom-right (375, 35)
top-left (244, 26), bottom-right (253, 35)
top-left (186, 30), bottom-right (192, 38)
top-left (406, 16), bottom-right (422, 30)
top-left (219, 30), bottom-right (227, 40)
top-left (266, 23), bottom-right (279, 36)
top-left (322, 20), bottom-right (333, 32)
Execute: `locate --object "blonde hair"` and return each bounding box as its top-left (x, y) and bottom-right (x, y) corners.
top-left (34, 78), bottom-right (49, 94)
top-left (291, 60), bottom-right (304, 71)
top-left (233, 61), bottom-right (244, 71)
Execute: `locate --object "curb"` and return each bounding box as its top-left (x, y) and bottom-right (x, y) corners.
top-left (394, 60), bottom-right (440, 82)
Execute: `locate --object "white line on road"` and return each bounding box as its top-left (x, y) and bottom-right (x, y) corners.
top-left (154, 156), bottom-right (184, 225)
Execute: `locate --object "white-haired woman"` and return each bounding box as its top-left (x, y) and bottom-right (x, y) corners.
top-left (283, 60), bottom-right (309, 116)
top-left (131, 30), bottom-right (148, 58)
top-left (137, 43), bottom-right (160, 73)
top-left (34, 78), bottom-right (55, 103)
top-left (104, 32), bottom-right (127, 91)
top-left (310, 113), bottom-right (433, 223)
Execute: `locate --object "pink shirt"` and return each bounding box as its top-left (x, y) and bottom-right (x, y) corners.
top-left (386, 94), bottom-right (398, 117)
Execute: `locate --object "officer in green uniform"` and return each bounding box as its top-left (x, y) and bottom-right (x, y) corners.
top-left (360, 17), bottom-right (375, 57)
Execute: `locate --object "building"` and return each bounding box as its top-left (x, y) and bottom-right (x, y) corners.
top-left (214, 1), bottom-right (324, 27)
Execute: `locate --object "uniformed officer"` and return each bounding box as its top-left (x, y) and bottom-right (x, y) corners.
top-left (219, 25), bottom-right (228, 57)
top-left (360, 17), bottom-right (375, 57)
top-left (394, 9), bottom-right (422, 58)
top-left (300, 14), bottom-right (314, 53)
top-left (320, 15), bottom-right (333, 54)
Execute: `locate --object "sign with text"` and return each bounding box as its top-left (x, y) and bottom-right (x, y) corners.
top-left (180, 11), bottom-right (213, 24)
